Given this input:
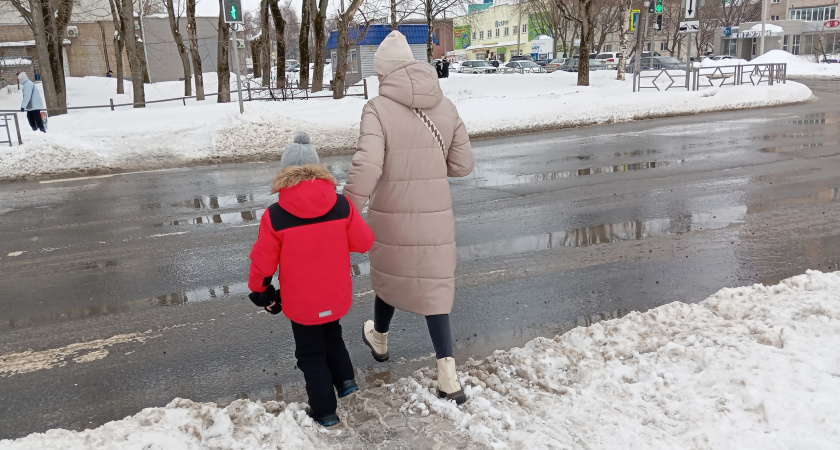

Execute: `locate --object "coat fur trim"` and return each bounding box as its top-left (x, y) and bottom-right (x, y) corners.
top-left (272, 164), bottom-right (338, 194)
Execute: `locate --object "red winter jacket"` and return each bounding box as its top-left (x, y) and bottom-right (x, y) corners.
top-left (248, 164), bottom-right (374, 325)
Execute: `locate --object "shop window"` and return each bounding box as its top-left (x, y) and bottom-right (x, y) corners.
top-left (504, 27), bottom-right (509, 36)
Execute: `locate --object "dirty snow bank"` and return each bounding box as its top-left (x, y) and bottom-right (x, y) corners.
top-left (0, 72), bottom-right (813, 180)
top-left (5, 270), bottom-right (840, 449)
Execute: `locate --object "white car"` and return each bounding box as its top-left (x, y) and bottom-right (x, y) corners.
top-left (595, 52), bottom-right (622, 69)
top-left (458, 60), bottom-right (498, 74)
top-left (504, 61), bottom-right (545, 73)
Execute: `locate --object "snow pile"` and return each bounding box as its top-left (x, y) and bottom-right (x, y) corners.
top-left (0, 71), bottom-right (813, 180)
top-left (4, 271), bottom-right (839, 449)
top-left (747, 23), bottom-right (784, 34)
top-left (752, 50), bottom-right (840, 78)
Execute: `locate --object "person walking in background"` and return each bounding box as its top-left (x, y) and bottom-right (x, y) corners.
top-left (18, 72), bottom-right (45, 133)
top-left (442, 60), bottom-right (451, 78)
top-left (247, 132), bottom-right (375, 427)
top-left (343, 31), bottom-right (475, 405)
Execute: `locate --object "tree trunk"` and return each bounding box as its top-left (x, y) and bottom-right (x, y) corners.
top-left (260, 0), bottom-right (270, 86)
top-left (311, 0), bottom-right (328, 92)
top-left (333, 18), bottom-right (350, 99)
top-left (51, 0), bottom-right (73, 113)
top-left (108, 0), bottom-right (126, 94)
top-left (27, 0), bottom-right (62, 114)
top-left (576, 0), bottom-right (596, 86)
top-left (616, 0), bottom-right (631, 81)
top-left (391, 0), bottom-right (397, 29)
top-left (120, 0), bottom-right (146, 106)
top-left (166, 0), bottom-right (192, 96)
top-left (252, 37), bottom-right (262, 79)
top-left (217, 1), bottom-right (231, 103)
top-left (268, 0), bottom-right (287, 89)
top-left (425, 0), bottom-right (434, 63)
top-left (186, 0), bottom-right (205, 100)
top-left (299, 0), bottom-right (311, 89)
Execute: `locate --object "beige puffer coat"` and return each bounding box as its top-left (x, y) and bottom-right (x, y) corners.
top-left (343, 61), bottom-right (475, 316)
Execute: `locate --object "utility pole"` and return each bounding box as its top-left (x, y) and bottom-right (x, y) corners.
top-left (633, 2), bottom-right (649, 91)
top-left (139, 0), bottom-right (153, 82)
top-left (759, 0), bottom-right (768, 56)
top-left (516, 0), bottom-right (523, 57)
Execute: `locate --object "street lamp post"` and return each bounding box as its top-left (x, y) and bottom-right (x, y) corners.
top-left (759, 0), bottom-right (768, 56)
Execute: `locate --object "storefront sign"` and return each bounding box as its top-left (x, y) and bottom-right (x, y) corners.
top-left (733, 30), bottom-right (781, 38)
top-left (454, 26), bottom-right (471, 49)
top-left (494, 20), bottom-right (509, 27)
top-left (825, 20), bottom-right (840, 28)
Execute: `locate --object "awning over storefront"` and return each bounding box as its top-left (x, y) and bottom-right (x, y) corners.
top-left (465, 40), bottom-right (520, 51)
top-left (733, 23), bottom-right (784, 38)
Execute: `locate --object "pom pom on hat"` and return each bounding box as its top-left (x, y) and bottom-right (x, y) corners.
top-left (280, 131), bottom-right (320, 170)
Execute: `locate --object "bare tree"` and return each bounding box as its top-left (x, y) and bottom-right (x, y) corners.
top-left (310, 0), bottom-right (329, 92)
top-left (333, 0), bottom-right (365, 99)
top-left (299, 0), bottom-right (312, 89)
top-left (595, 2), bottom-right (623, 53)
top-left (20, 0), bottom-right (73, 114)
top-left (186, 0), bottom-right (205, 100)
top-left (117, 0), bottom-right (146, 106)
top-left (107, 0), bottom-right (126, 94)
top-left (260, 0), bottom-right (271, 86)
top-left (268, 0), bottom-right (287, 89)
top-left (217, 0), bottom-right (231, 102)
top-left (556, 0), bottom-right (598, 86)
top-left (165, 0), bottom-right (192, 96)
top-left (423, 0), bottom-right (468, 63)
top-left (616, 0), bottom-right (631, 80)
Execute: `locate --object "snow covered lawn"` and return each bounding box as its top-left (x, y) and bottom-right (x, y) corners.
top-left (4, 270), bottom-right (839, 449)
top-left (0, 70), bottom-right (813, 181)
top-left (701, 50), bottom-right (840, 80)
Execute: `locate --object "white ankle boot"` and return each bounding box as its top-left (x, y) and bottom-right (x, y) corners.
top-left (436, 357), bottom-right (467, 404)
top-left (362, 320), bottom-right (389, 362)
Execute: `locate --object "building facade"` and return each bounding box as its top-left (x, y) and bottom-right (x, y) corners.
top-left (716, 0), bottom-right (839, 59)
top-left (452, 0), bottom-right (555, 62)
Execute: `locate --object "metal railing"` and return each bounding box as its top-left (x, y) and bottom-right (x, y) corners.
top-left (1, 113), bottom-right (23, 146)
top-left (635, 63), bottom-right (787, 92)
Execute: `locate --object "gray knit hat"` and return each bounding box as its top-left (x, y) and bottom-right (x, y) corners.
top-left (279, 131), bottom-right (319, 169)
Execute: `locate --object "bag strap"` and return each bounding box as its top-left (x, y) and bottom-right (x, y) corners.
top-left (411, 107), bottom-right (447, 159)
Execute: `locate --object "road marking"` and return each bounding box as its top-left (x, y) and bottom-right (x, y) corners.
top-left (148, 231), bottom-right (189, 238)
top-left (0, 331), bottom-right (158, 377)
top-left (39, 169), bottom-right (180, 184)
top-left (6, 251), bottom-right (25, 257)
top-left (232, 223), bottom-right (259, 228)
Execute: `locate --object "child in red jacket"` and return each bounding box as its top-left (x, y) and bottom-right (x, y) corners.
top-left (248, 131), bottom-right (374, 427)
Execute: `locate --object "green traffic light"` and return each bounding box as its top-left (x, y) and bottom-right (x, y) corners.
top-left (655, 5), bottom-right (662, 12)
top-left (230, 5), bottom-right (237, 19)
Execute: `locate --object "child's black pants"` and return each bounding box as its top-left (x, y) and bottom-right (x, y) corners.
top-left (290, 319), bottom-right (354, 418)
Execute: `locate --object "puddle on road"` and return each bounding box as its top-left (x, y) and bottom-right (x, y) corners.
top-left (564, 150), bottom-right (661, 162)
top-left (789, 113), bottom-right (839, 125)
top-left (466, 160), bottom-right (686, 187)
top-left (155, 210), bottom-right (264, 227)
top-left (170, 194), bottom-right (259, 210)
top-left (458, 205), bottom-right (747, 261)
top-left (759, 141), bottom-right (839, 153)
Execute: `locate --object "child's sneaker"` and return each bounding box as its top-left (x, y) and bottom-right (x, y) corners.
top-left (308, 411), bottom-right (340, 427)
top-left (337, 379), bottom-right (359, 398)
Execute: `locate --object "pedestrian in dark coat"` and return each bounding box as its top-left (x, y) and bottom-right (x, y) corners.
top-left (248, 131), bottom-right (375, 427)
top-left (435, 60), bottom-right (443, 78)
top-left (442, 60), bottom-right (450, 78)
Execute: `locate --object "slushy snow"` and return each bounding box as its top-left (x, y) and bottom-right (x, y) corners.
top-left (4, 270), bottom-right (839, 449)
top-left (0, 70), bottom-right (813, 181)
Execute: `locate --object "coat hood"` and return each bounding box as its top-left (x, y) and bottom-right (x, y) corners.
top-left (272, 164), bottom-right (339, 218)
top-left (378, 61), bottom-right (443, 109)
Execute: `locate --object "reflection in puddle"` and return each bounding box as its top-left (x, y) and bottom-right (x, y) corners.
top-left (458, 205), bottom-right (747, 261)
top-left (171, 194), bottom-right (256, 210)
top-left (747, 187), bottom-right (839, 214)
top-left (152, 282), bottom-right (250, 306)
top-left (564, 150), bottom-right (661, 162)
top-left (760, 141), bottom-right (839, 153)
top-left (155, 210), bottom-right (264, 227)
top-left (790, 113), bottom-right (840, 125)
top-left (365, 370), bottom-right (392, 386)
top-left (467, 160), bottom-right (685, 187)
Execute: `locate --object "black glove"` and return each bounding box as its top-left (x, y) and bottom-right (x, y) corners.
top-left (249, 285), bottom-right (281, 314)
top-left (21, 108), bottom-right (25, 112)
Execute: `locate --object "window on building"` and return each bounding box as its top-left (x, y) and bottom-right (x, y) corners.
top-left (513, 25), bottom-right (519, 34)
top-left (434, 29), bottom-right (440, 46)
top-left (771, 0), bottom-right (780, 3)
top-left (660, 42), bottom-right (667, 51)
top-left (487, 29), bottom-right (492, 38)
top-left (473, 32), bottom-right (477, 40)
top-left (771, 14), bottom-right (780, 20)
top-left (496, 28), bottom-right (500, 37)
top-left (522, 24), bottom-right (527, 34)
top-left (790, 5), bottom-right (836, 21)
top-left (350, 50), bottom-right (358, 73)
top-left (604, 44), bottom-right (613, 52)
top-left (791, 34), bottom-right (800, 55)
top-left (480, 31), bottom-right (484, 39)
top-left (504, 27), bottom-right (509, 36)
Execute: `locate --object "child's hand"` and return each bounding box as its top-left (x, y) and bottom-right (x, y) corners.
top-left (249, 285), bottom-right (279, 307)
top-left (265, 300), bottom-right (282, 314)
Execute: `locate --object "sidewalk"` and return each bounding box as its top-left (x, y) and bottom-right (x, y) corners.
top-left (0, 71), bottom-right (813, 181)
top-left (4, 270), bottom-right (838, 449)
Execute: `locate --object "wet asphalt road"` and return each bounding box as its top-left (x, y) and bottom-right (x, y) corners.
top-left (1, 80), bottom-right (839, 439)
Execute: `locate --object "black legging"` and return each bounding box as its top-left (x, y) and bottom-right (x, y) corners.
top-left (374, 296), bottom-right (453, 359)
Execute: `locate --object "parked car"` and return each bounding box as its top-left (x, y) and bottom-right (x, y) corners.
top-left (595, 52), bottom-right (622, 69)
top-left (822, 57), bottom-right (840, 64)
top-left (560, 59), bottom-right (606, 72)
top-left (285, 59), bottom-right (300, 72)
top-left (626, 56), bottom-right (686, 71)
top-left (505, 60), bottom-right (546, 73)
top-left (458, 60), bottom-right (498, 74)
top-left (509, 55), bottom-right (536, 62)
top-left (706, 55), bottom-right (736, 61)
top-left (545, 58), bottom-right (568, 73)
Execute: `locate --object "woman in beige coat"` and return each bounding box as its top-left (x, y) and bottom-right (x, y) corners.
top-left (343, 31), bottom-right (475, 404)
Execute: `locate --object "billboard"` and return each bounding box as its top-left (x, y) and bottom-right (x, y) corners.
top-left (454, 25), bottom-right (471, 50)
top-left (528, 13), bottom-right (552, 41)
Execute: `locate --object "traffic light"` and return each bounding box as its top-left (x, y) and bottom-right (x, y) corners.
top-left (655, 14), bottom-right (663, 30)
top-left (648, 1), bottom-right (655, 13)
top-left (655, 0), bottom-right (664, 13)
top-left (223, 0), bottom-right (243, 23)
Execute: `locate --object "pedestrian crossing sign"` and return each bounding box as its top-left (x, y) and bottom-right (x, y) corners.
top-left (223, 0), bottom-right (243, 23)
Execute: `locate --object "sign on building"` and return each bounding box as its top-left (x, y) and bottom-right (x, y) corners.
top-left (454, 26), bottom-right (471, 50)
